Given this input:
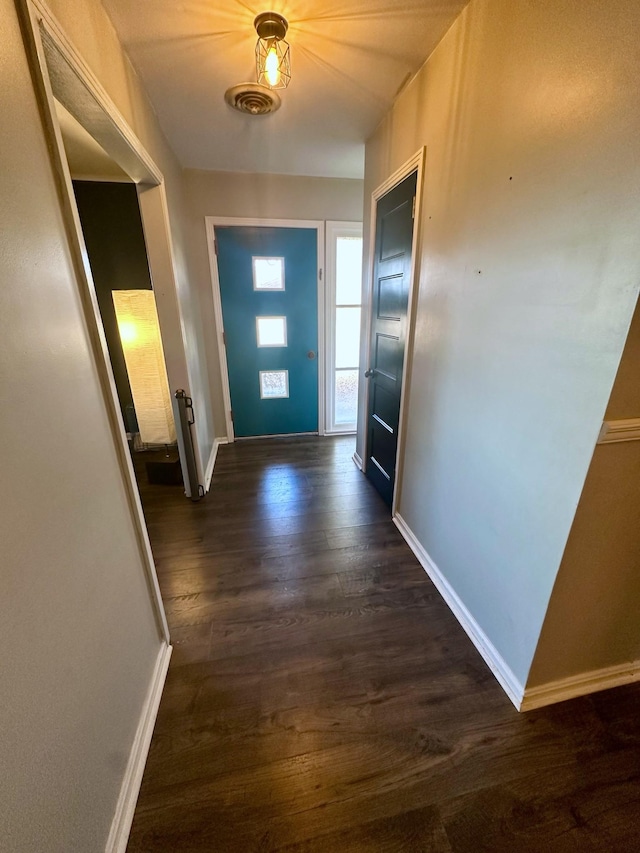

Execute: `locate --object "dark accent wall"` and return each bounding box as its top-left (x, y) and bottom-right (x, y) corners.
top-left (73, 181), bottom-right (152, 431)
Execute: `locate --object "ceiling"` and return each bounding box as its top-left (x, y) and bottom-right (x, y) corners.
top-left (100, 0), bottom-right (468, 179)
top-left (55, 99), bottom-right (131, 181)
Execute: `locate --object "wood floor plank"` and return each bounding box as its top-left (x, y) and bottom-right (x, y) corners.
top-left (127, 435), bottom-right (640, 852)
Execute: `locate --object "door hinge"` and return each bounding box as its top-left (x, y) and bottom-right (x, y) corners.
top-left (230, 409), bottom-right (234, 422)
top-left (319, 268), bottom-right (323, 281)
top-left (214, 238), bottom-right (218, 256)
top-left (412, 196), bottom-right (416, 219)
top-left (222, 331), bottom-right (227, 346)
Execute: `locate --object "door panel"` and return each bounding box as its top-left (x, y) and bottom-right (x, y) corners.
top-left (216, 226), bottom-right (318, 437)
top-left (377, 272), bottom-right (405, 320)
top-left (365, 173), bottom-right (417, 506)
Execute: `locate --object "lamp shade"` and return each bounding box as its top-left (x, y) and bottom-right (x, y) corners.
top-left (112, 290), bottom-right (176, 445)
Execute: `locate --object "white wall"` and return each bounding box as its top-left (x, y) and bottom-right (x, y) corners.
top-left (360, 0), bottom-right (640, 687)
top-left (183, 169), bottom-right (364, 436)
top-left (1, 0), bottom-right (163, 848)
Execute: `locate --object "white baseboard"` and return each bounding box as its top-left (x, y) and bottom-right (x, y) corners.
top-left (352, 451), bottom-right (363, 471)
top-left (393, 513), bottom-right (526, 710)
top-left (105, 642), bottom-right (172, 853)
top-left (521, 660), bottom-right (640, 711)
top-left (204, 437), bottom-right (228, 492)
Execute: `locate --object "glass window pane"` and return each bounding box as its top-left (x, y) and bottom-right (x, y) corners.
top-left (260, 370), bottom-right (289, 398)
top-left (256, 316), bottom-right (287, 347)
top-left (253, 257), bottom-right (285, 290)
top-left (336, 237), bottom-right (363, 305)
top-left (335, 370), bottom-right (359, 424)
top-left (335, 306), bottom-right (361, 368)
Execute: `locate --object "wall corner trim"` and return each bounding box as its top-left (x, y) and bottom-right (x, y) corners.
top-left (521, 660), bottom-right (640, 711)
top-left (393, 513), bottom-right (525, 711)
top-left (204, 437), bottom-right (229, 492)
top-left (597, 418), bottom-right (640, 444)
top-left (352, 451), bottom-right (363, 471)
top-left (105, 642), bottom-right (172, 853)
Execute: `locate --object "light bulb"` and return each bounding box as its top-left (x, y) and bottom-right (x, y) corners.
top-left (265, 44), bottom-right (279, 87)
top-left (118, 320), bottom-right (137, 345)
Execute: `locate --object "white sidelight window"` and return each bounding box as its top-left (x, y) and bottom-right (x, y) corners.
top-left (325, 222), bottom-right (363, 433)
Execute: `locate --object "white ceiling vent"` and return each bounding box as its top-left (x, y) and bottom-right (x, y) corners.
top-left (224, 83), bottom-right (281, 116)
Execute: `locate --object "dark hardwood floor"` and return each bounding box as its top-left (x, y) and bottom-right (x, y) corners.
top-left (127, 435), bottom-right (640, 852)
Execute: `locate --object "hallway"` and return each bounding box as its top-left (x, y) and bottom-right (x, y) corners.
top-left (128, 436), bottom-right (640, 852)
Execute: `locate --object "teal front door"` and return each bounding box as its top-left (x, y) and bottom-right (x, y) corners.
top-left (216, 226), bottom-right (319, 438)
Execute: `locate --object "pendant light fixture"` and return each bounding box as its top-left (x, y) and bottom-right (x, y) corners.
top-left (254, 11), bottom-right (291, 90)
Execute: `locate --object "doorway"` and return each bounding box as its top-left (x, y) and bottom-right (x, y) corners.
top-left (215, 226), bottom-right (319, 438)
top-left (70, 179), bottom-right (185, 496)
top-left (20, 0), bottom-right (202, 644)
top-left (361, 151), bottom-right (424, 510)
top-left (208, 218), bottom-right (325, 441)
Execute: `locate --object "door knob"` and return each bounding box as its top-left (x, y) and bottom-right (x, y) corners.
top-left (364, 368), bottom-right (375, 378)
top-left (307, 351), bottom-right (316, 360)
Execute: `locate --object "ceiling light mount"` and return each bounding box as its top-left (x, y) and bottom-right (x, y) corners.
top-left (254, 11), bottom-right (291, 90)
top-left (224, 82), bottom-right (281, 115)
top-left (254, 11), bottom-right (288, 41)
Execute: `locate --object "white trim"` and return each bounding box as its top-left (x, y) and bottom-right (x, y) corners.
top-left (374, 151), bottom-right (425, 201)
top-left (28, 0), bottom-right (161, 184)
top-left (597, 418), bottom-right (640, 444)
top-left (393, 513), bottom-right (526, 710)
top-left (137, 184), bottom-right (204, 489)
top-left (521, 660), bottom-right (640, 711)
top-left (206, 220), bottom-right (235, 441)
top-left (205, 217), bottom-right (326, 440)
top-left (204, 437), bottom-right (228, 492)
top-left (20, 0), bottom-right (172, 643)
top-left (352, 451), bottom-right (363, 470)
top-left (325, 221), bottom-right (363, 434)
top-left (70, 173), bottom-right (134, 184)
top-left (360, 148), bottom-right (426, 515)
top-left (105, 642), bottom-right (172, 853)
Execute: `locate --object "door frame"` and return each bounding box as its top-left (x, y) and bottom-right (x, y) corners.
top-left (361, 148), bottom-right (426, 515)
top-left (17, 0), bottom-right (190, 644)
top-left (205, 217), bottom-right (325, 442)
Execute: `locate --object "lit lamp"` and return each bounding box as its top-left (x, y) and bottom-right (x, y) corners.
top-left (255, 11), bottom-right (291, 89)
top-left (112, 290), bottom-right (176, 445)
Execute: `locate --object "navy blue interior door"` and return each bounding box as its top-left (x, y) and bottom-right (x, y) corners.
top-left (365, 173), bottom-right (417, 505)
top-left (216, 226), bottom-right (319, 437)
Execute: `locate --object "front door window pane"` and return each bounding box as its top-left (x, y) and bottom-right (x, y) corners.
top-left (260, 370), bottom-right (289, 399)
top-left (253, 257), bottom-right (285, 290)
top-left (257, 316), bottom-right (287, 347)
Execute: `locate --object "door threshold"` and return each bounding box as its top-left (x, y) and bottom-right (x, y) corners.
top-left (235, 432), bottom-right (319, 441)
